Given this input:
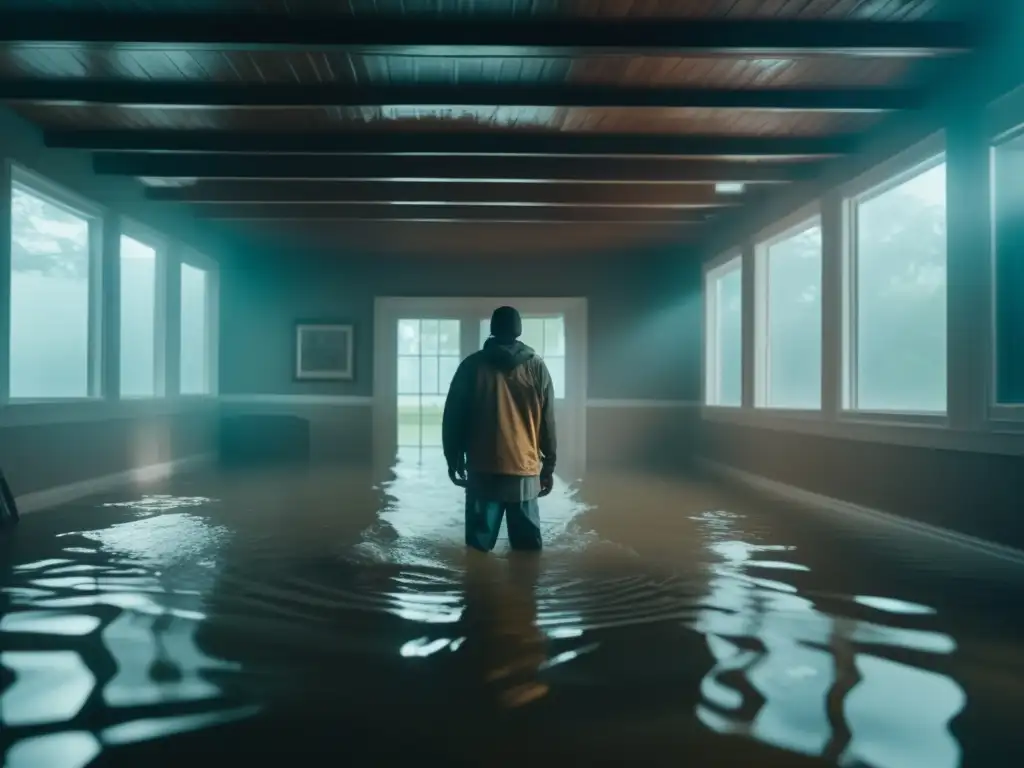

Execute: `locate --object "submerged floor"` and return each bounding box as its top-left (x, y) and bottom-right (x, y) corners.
top-left (1, 454), bottom-right (1023, 766)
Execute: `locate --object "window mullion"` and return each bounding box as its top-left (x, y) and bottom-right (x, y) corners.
top-left (101, 212), bottom-right (120, 401)
top-left (0, 160), bottom-right (11, 405)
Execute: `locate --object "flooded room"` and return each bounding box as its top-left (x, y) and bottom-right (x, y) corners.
top-left (1, 2), bottom-right (1023, 766)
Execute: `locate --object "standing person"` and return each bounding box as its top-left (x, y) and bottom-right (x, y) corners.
top-left (442, 306), bottom-right (557, 552)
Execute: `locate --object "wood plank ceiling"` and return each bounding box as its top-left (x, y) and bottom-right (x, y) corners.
top-left (0, 0), bottom-right (986, 256)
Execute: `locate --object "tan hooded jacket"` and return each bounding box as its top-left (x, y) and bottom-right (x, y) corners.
top-left (442, 339), bottom-right (557, 477)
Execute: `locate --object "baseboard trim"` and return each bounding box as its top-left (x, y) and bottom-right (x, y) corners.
top-left (697, 457), bottom-right (1024, 567)
top-left (15, 453), bottom-right (216, 515)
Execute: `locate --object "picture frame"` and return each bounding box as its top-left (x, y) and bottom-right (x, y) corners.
top-left (295, 323), bottom-right (354, 381)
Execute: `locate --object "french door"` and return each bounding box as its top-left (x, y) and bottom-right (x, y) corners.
top-left (373, 297), bottom-right (587, 479)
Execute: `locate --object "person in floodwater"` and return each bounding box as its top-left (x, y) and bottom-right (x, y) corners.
top-left (442, 305), bottom-right (557, 552)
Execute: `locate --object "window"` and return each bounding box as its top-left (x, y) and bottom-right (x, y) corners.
top-left (120, 234), bottom-right (159, 397)
top-left (757, 219), bottom-right (822, 409)
top-left (9, 180), bottom-right (97, 399)
top-left (848, 159), bottom-right (947, 413)
top-left (179, 262), bottom-right (210, 395)
top-left (478, 315), bottom-right (566, 399)
top-left (398, 318), bottom-right (460, 448)
top-left (992, 131), bottom-right (1024, 405)
top-left (705, 256), bottom-right (743, 407)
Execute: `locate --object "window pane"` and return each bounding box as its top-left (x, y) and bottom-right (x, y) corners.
top-left (420, 356), bottom-right (439, 395)
top-left (715, 266), bottom-right (743, 406)
top-left (398, 319), bottom-right (420, 355)
top-left (520, 317), bottom-right (544, 351)
top-left (397, 394), bottom-right (421, 447)
top-left (10, 186), bottom-right (92, 398)
top-left (546, 356), bottom-right (565, 400)
top-left (420, 395), bottom-right (445, 447)
top-left (544, 317), bottom-right (566, 357)
top-left (993, 136), bottom-right (1024, 403)
top-left (420, 319), bottom-right (439, 355)
top-left (398, 356), bottom-right (420, 395)
top-left (765, 223), bottom-right (822, 409)
top-left (120, 235), bottom-right (157, 397)
top-left (855, 162), bottom-right (947, 412)
top-left (439, 320), bottom-right (459, 355)
top-left (180, 263), bottom-right (209, 395)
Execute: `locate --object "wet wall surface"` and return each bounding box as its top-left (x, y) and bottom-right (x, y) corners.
top-left (1, 456), bottom-right (1023, 766)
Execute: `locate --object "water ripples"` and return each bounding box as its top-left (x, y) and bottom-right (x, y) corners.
top-left (1, 463), bottom-right (1020, 766)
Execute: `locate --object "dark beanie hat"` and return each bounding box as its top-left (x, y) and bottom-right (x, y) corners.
top-left (490, 306), bottom-right (522, 340)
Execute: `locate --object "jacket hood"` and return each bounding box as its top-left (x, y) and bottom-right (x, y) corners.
top-left (482, 338), bottom-right (535, 372)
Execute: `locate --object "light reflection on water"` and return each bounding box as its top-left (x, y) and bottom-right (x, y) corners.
top-left (0, 455), bottom-right (1018, 764)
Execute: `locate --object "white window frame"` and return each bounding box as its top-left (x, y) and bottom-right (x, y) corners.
top-left (8, 165), bottom-right (105, 403)
top-left (839, 134), bottom-right (949, 425)
top-left (703, 251), bottom-right (742, 408)
top-left (119, 218), bottom-right (168, 399)
top-left (177, 248), bottom-right (219, 398)
top-left (753, 204), bottom-right (823, 413)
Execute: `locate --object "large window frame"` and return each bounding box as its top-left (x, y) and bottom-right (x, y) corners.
top-left (703, 252), bottom-right (743, 408)
top-left (177, 248), bottom-right (219, 398)
top-left (988, 94), bottom-right (1024, 423)
top-left (839, 136), bottom-right (949, 425)
top-left (119, 218), bottom-right (168, 399)
top-left (753, 206), bottom-right (823, 413)
top-left (8, 165), bottom-right (105, 403)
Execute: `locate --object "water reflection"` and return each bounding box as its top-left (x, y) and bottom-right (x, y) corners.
top-left (0, 465), bottom-right (1019, 765)
top-left (691, 509), bottom-right (965, 767)
top-left (0, 506), bottom-right (260, 765)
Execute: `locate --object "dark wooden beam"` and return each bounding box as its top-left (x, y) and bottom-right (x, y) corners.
top-left (0, 14), bottom-right (976, 57)
top-left (2, 81), bottom-right (921, 112)
top-left (46, 130), bottom-right (860, 159)
top-left (194, 203), bottom-right (715, 224)
top-left (145, 180), bottom-right (737, 208)
top-left (95, 154), bottom-right (809, 183)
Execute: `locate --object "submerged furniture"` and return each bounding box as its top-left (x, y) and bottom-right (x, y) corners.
top-left (0, 469), bottom-right (19, 526)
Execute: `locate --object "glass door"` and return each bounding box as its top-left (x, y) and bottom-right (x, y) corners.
top-left (396, 318), bottom-right (461, 464)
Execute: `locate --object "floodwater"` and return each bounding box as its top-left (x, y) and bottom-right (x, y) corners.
top-left (1, 453), bottom-right (1023, 766)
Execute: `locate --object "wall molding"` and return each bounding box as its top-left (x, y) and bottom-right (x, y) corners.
top-left (0, 398), bottom-right (219, 428)
top-left (698, 457), bottom-right (1024, 567)
top-left (221, 394), bottom-right (699, 409)
top-left (16, 453), bottom-right (215, 515)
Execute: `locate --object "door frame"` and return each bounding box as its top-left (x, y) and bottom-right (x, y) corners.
top-left (372, 296), bottom-right (588, 475)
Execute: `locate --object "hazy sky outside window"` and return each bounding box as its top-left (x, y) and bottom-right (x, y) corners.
top-left (10, 186), bottom-right (92, 398)
top-left (855, 162), bottom-right (947, 412)
top-left (765, 222), bottom-right (822, 409)
top-left (120, 235), bottom-right (158, 397)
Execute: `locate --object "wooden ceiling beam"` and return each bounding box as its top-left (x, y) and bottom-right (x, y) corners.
top-left (145, 180), bottom-right (738, 207)
top-left (0, 14), bottom-right (976, 57)
top-left (95, 153), bottom-right (808, 183)
top-left (47, 130), bottom-right (859, 159)
top-left (194, 203), bottom-right (715, 224)
top-left (3, 81), bottom-right (923, 112)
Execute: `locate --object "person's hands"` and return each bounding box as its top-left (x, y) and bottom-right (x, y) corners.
top-left (539, 472), bottom-right (554, 497)
top-left (448, 455), bottom-right (467, 487)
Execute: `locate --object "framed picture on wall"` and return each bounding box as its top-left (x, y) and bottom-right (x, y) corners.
top-left (295, 323), bottom-right (354, 381)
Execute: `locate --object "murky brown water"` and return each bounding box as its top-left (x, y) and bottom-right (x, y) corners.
top-left (2, 453), bottom-right (1023, 766)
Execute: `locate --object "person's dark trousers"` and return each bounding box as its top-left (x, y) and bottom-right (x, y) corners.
top-left (465, 495), bottom-right (542, 552)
